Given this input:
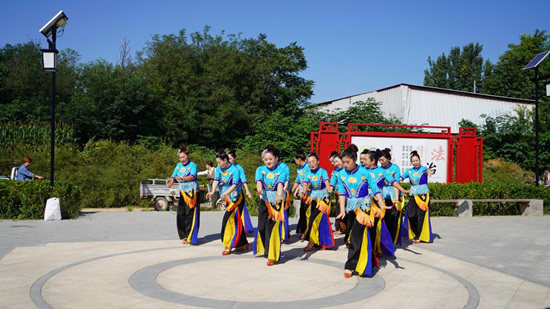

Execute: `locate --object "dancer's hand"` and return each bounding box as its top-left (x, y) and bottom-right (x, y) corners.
top-left (256, 190), bottom-right (263, 197)
top-left (336, 210), bottom-right (346, 220)
top-left (246, 191), bottom-right (252, 199)
top-left (275, 194), bottom-right (283, 204)
top-left (206, 191), bottom-right (213, 199)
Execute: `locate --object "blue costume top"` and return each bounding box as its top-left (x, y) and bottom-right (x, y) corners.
top-left (255, 164), bottom-right (289, 203)
top-left (364, 166), bottom-right (397, 198)
top-left (278, 161), bottom-right (291, 193)
top-left (294, 162), bottom-right (310, 193)
top-left (234, 163), bottom-right (248, 185)
top-left (171, 161), bottom-right (199, 192)
top-left (16, 164), bottom-right (36, 181)
top-left (214, 163), bottom-right (242, 202)
top-left (337, 165), bottom-right (378, 211)
top-left (303, 167), bottom-right (330, 200)
top-left (382, 163), bottom-right (401, 200)
top-left (401, 166), bottom-right (429, 195)
top-left (330, 167), bottom-right (342, 189)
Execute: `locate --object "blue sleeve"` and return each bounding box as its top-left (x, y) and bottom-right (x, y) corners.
top-left (255, 167), bottom-right (263, 183)
top-left (321, 169), bottom-right (329, 184)
top-left (284, 166), bottom-right (290, 184)
top-left (171, 164), bottom-right (179, 178)
top-left (400, 169), bottom-right (410, 181)
top-left (422, 166), bottom-right (428, 174)
top-left (238, 165), bottom-right (247, 183)
top-left (368, 177), bottom-right (381, 196)
top-left (295, 170), bottom-right (300, 184)
top-left (330, 170), bottom-right (338, 187)
top-left (393, 165), bottom-right (401, 181)
top-left (383, 169), bottom-right (396, 186)
top-left (188, 163), bottom-right (197, 180)
top-left (214, 167), bottom-right (221, 182)
top-left (231, 168), bottom-right (240, 186)
top-left (17, 166), bottom-right (35, 179)
top-left (279, 166), bottom-right (289, 188)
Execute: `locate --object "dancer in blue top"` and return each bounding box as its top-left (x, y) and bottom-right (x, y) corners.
top-left (361, 149), bottom-right (408, 257)
top-left (292, 150), bottom-right (310, 235)
top-left (300, 153), bottom-right (334, 251)
top-left (168, 146), bottom-right (200, 245)
top-left (227, 149), bottom-right (254, 233)
top-left (336, 144), bottom-right (386, 278)
top-left (207, 150), bottom-right (249, 255)
top-left (401, 150), bottom-right (434, 243)
top-left (329, 152), bottom-right (346, 237)
top-left (254, 145), bottom-right (288, 266)
top-left (379, 148), bottom-right (405, 246)
top-left (278, 160), bottom-right (292, 242)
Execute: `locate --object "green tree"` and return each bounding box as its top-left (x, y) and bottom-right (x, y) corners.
top-left (59, 59), bottom-right (162, 143)
top-left (482, 30), bottom-right (550, 132)
top-left (424, 43), bottom-right (492, 93)
top-left (139, 27), bottom-right (314, 148)
top-left (0, 41), bottom-right (79, 123)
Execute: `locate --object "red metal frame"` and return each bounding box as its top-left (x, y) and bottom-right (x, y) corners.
top-left (311, 122), bottom-right (483, 184)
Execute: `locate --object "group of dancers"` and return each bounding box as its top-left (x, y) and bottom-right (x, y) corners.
top-left (167, 144), bottom-right (434, 278)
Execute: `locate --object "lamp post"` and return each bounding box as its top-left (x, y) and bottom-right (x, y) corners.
top-left (523, 50), bottom-right (550, 186)
top-left (39, 11), bottom-right (68, 187)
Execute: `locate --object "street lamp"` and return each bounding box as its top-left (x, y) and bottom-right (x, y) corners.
top-left (39, 11), bottom-right (68, 187)
top-left (523, 50), bottom-right (550, 186)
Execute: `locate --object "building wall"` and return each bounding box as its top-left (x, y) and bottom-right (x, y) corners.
top-left (316, 84), bottom-right (534, 133)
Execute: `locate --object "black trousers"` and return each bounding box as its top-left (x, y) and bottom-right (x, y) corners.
top-left (220, 199), bottom-right (248, 248)
top-left (407, 196), bottom-right (426, 239)
top-left (296, 199), bottom-right (308, 234)
top-left (257, 200), bottom-right (279, 259)
top-left (384, 198), bottom-right (400, 243)
top-left (177, 191), bottom-right (200, 240)
top-left (344, 210), bottom-right (356, 243)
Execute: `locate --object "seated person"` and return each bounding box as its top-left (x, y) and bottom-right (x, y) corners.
top-left (16, 157), bottom-right (44, 181)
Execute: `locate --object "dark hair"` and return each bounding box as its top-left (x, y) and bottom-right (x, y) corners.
top-left (380, 148), bottom-right (392, 160)
top-left (262, 145), bottom-right (279, 158)
top-left (410, 150), bottom-right (420, 162)
top-left (178, 145), bottom-right (189, 156)
top-left (295, 149), bottom-right (306, 161)
top-left (216, 148), bottom-right (229, 161)
top-left (205, 160), bottom-right (214, 167)
top-left (341, 144), bottom-right (358, 160)
top-left (306, 152), bottom-right (319, 161)
top-left (23, 157), bottom-right (32, 163)
top-left (367, 149), bottom-right (382, 163)
top-left (227, 148), bottom-right (237, 159)
top-left (329, 151), bottom-right (339, 160)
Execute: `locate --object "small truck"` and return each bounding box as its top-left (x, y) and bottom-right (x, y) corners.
top-left (139, 178), bottom-right (180, 211)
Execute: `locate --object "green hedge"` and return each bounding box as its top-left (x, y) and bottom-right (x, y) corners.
top-left (0, 181), bottom-right (82, 220)
top-left (426, 182), bottom-right (550, 216)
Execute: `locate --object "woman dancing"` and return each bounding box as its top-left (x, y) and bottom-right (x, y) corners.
top-left (207, 150), bottom-right (249, 255)
top-left (362, 149), bottom-right (408, 257)
top-left (254, 145), bottom-right (288, 266)
top-left (401, 150), bottom-right (434, 243)
top-left (336, 144), bottom-right (385, 278)
top-left (292, 150), bottom-right (310, 235)
top-left (300, 153), bottom-right (334, 251)
top-left (167, 146), bottom-right (200, 245)
top-left (379, 148), bottom-right (405, 246)
top-left (227, 149), bottom-right (254, 233)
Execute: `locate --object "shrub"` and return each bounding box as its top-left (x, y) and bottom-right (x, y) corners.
top-left (0, 180), bottom-right (82, 219)
top-left (426, 182), bottom-right (550, 215)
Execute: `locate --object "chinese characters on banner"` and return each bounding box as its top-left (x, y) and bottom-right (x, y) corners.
top-left (351, 136), bottom-right (448, 183)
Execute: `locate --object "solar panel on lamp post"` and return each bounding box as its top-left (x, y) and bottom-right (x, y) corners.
top-left (523, 50), bottom-right (550, 186)
top-left (39, 11), bottom-right (68, 188)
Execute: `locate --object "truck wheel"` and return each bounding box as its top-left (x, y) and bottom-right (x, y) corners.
top-left (154, 197), bottom-right (170, 211)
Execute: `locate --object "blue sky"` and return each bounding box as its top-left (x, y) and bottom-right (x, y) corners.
top-left (2, 1), bottom-right (549, 103)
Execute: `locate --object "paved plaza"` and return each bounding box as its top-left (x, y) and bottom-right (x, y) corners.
top-left (1, 210), bottom-right (550, 308)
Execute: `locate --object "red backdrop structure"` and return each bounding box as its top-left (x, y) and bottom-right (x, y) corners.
top-left (310, 122), bottom-right (483, 184)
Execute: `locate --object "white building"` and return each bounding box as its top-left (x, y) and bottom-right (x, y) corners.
top-left (314, 83), bottom-right (534, 133)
